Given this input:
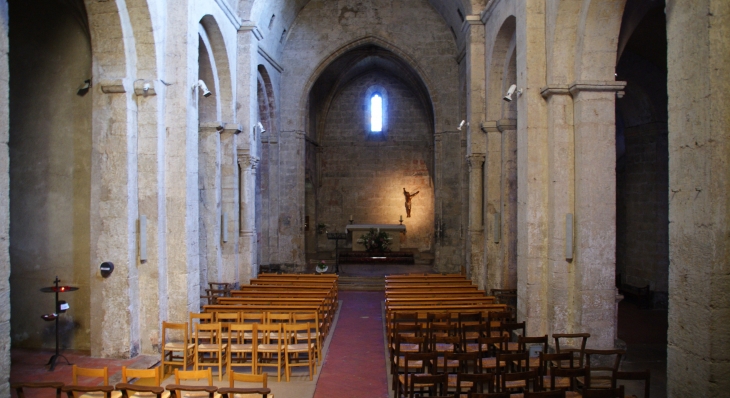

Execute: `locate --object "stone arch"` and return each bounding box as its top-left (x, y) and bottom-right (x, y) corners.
top-left (546, 0), bottom-right (582, 84)
top-left (197, 25), bottom-right (221, 123)
top-left (575, 0), bottom-right (628, 81)
top-left (126, 0), bottom-right (158, 80)
top-left (486, 16), bottom-right (516, 121)
top-left (299, 36), bottom-right (440, 134)
top-left (200, 15), bottom-right (234, 123)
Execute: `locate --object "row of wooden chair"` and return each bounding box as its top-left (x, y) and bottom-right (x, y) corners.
top-left (11, 367), bottom-right (271, 398)
top-left (161, 320), bottom-right (317, 382)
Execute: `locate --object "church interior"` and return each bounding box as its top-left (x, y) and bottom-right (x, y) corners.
top-left (0, 0), bottom-right (728, 397)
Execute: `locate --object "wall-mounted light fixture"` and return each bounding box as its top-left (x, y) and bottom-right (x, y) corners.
top-left (195, 79), bottom-right (212, 97)
top-left (139, 215), bottom-right (147, 262)
top-left (77, 79), bottom-right (91, 96)
top-left (565, 213), bottom-right (574, 260)
top-left (222, 212), bottom-right (229, 243)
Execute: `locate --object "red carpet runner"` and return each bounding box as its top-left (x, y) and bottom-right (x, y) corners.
top-left (314, 291), bottom-right (388, 398)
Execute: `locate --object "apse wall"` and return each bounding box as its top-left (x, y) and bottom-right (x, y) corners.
top-left (317, 71), bottom-right (434, 252)
top-left (8, 0), bottom-right (92, 349)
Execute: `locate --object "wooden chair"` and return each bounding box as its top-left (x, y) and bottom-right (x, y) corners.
top-left (582, 349), bottom-right (624, 389)
top-left (255, 323), bottom-right (285, 382)
top-left (408, 373), bottom-right (448, 398)
top-left (498, 321), bottom-right (525, 352)
top-left (117, 366), bottom-right (169, 398)
top-left (283, 322), bottom-right (316, 381)
top-left (215, 312), bottom-right (240, 343)
top-left (552, 333), bottom-right (590, 368)
top-left (11, 382), bottom-right (64, 398)
top-left (397, 351), bottom-right (438, 398)
top-left (167, 369), bottom-right (216, 398)
top-left (194, 322), bottom-right (228, 381)
top-left (499, 370), bottom-right (538, 394)
top-left (487, 312), bottom-right (512, 338)
top-left (292, 312), bottom-right (322, 364)
top-left (477, 335), bottom-right (508, 373)
top-left (71, 365), bottom-right (121, 398)
top-left (616, 370), bottom-right (650, 398)
top-left (61, 385), bottom-right (115, 398)
top-left (161, 322), bottom-right (195, 377)
top-left (537, 352), bottom-right (576, 391)
top-left (442, 352), bottom-right (480, 390)
top-left (115, 384), bottom-right (165, 398)
top-left (216, 371), bottom-right (271, 398)
top-left (228, 323), bottom-right (256, 375)
top-left (518, 335), bottom-right (548, 369)
top-left (455, 372), bottom-right (496, 396)
top-left (392, 334), bottom-right (427, 393)
top-left (189, 313), bottom-right (214, 344)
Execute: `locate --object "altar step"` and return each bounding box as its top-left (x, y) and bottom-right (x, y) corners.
top-left (337, 276), bottom-right (385, 291)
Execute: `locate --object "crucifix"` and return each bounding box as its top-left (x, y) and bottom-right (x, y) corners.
top-left (403, 188), bottom-right (419, 218)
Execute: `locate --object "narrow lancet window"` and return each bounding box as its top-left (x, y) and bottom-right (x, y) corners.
top-left (371, 94), bottom-right (383, 132)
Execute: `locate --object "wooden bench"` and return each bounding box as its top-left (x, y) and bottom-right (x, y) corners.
top-left (385, 296), bottom-right (496, 307)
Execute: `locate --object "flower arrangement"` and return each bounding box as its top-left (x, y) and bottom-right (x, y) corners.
top-left (357, 228), bottom-right (392, 252)
top-left (316, 260), bottom-right (328, 273)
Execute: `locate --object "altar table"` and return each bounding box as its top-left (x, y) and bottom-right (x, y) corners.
top-left (345, 224), bottom-right (406, 252)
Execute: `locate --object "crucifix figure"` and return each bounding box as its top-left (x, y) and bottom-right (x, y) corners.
top-left (403, 188), bottom-right (419, 218)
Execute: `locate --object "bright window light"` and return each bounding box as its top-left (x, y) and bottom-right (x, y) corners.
top-left (371, 94), bottom-right (383, 132)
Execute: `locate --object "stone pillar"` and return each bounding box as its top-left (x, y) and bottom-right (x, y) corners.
top-left (220, 124), bottom-right (241, 284)
top-left (464, 13), bottom-right (486, 284)
top-left (89, 79), bottom-right (140, 358)
top-left (540, 86), bottom-right (575, 339)
top-left (666, 1), bottom-right (730, 395)
top-left (515, 0), bottom-right (549, 338)
top-left (482, 121), bottom-right (500, 292)
top-left (0, 0), bottom-right (9, 393)
top-left (570, 81), bottom-right (625, 349)
top-left (483, 118), bottom-right (517, 294)
top-left (466, 154), bottom-right (485, 288)
top-left (198, 123), bottom-right (223, 293)
top-left (238, 153), bottom-right (258, 283)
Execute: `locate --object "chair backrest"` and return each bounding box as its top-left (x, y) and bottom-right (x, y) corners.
top-left (229, 371), bottom-right (268, 388)
top-left (256, 323), bottom-right (283, 345)
top-left (241, 312), bottom-right (266, 324)
top-left (477, 334), bottom-right (509, 358)
top-left (229, 323), bottom-right (256, 343)
top-left (284, 322), bottom-right (310, 343)
top-left (518, 335), bottom-right (548, 355)
top-left (196, 322), bottom-right (223, 344)
top-left (72, 365), bottom-right (109, 385)
top-left (443, 351), bottom-right (480, 374)
top-left (553, 333), bottom-right (590, 368)
top-left (403, 351), bottom-right (438, 374)
top-left (189, 312), bottom-right (214, 338)
top-left (216, 312), bottom-right (240, 324)
top-left (395, 334), bottom-right (427, 355)
top-left (500, 370), bottom-right (538, 392)
top-left (121, 366), bottom-right (160, 385)
top-left (585, 349), bottom-right (625, 389)
top-left (499, 321), bottom-right (526, 342)
top-left (409, 373), bottom-right (448, 398)
top-left (162, 321), bottom-right (189, 344)
top-left (266, 312), bottom-right (291, 324)
top-left (496, 351), bottom-right (530, 373)
top-left (11, 382), bottom-right (64, 398)
top-left (456, 372), bottom-right (495, 394)
top-left (175, 368), bottom-right (213, 385)
top-left (616, 370), bottom-right (650, 398)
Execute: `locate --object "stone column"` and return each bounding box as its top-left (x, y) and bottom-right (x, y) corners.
top-left (570, 81), bottom-right (625, 349)
top-left (515, 0), bottom-right (549, 338)
top-left (238, 153), bottom-right (258, 283)
top-left (482, 121), bottom-right (500, 292)
top-left (220, 124), bottom-right (241, 284)
top-left (497, 119), bottom-right (517, 291)
top-left (540, 86), bottom-right (575, 339)
top-left (466, 154), bottom-right (485, 288)
top-left (666, 1), bottom-right (730, 395)
top-left (464, 13), bottom-right (486, 284)
top-left (198, 123), bottom-right (223, 292)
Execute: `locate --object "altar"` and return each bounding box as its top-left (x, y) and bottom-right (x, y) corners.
top-left (345, 224), bottom-right (406, 251)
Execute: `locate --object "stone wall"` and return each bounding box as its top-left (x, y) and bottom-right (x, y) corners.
top-left (0, 0), bottom-right (8, 394)
top-left (317, 71), bottom-right (434, 253)
top-left (8, 0), bottom-right (92, 350)
top-left (666, 0), bottom-right (730, 395)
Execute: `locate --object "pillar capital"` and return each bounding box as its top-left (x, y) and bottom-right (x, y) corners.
top-left (199, 122), bottom-right (224, 134)
top-left (481, 121), bottom-right (500, 134)
top-left (221, 123), bottom-right (242, 135)
top-left (466, 154), bottom-right (485, 170)
top-left (569, 80), bottom-right (627, 98)
top-left (497, 119), bottom-right (517, 132)
top-left (237, 154), bottom-right (259, 170)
